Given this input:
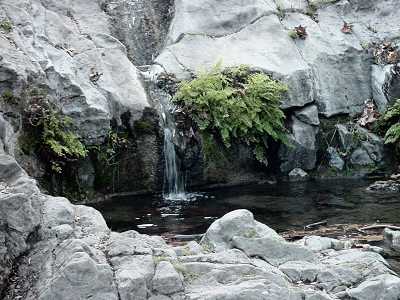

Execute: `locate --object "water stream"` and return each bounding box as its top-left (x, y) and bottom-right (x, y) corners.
top-left (147, 67), bottom-right (193, 201)
top-left (159, 97), bottom-right (187, 200)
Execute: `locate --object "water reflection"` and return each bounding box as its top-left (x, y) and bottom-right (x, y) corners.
top-left (92, 179), bottom-right (400, 236)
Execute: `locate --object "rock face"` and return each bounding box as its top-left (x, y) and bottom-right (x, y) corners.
top-left (1, 0), bottom-right (398, 194)
top-left (0, 0), bottom-right (168, 195)
top-left (1, 154), bottom-right (400, 300)
top-left (0, 116), bottom-right (398, 299)
top-left (153, 0), bottom-right (398, 177)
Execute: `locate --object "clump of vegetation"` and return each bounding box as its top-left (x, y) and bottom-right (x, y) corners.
top-left (21, 89), bottom-right (88, 173)
top-left (288, 30), bottom-right (299, 40)
top-left (92, 130), bottom-right (129, 168)
top-left (173, 64), bottom-right (288, 163)
top-left (289, 26), bottom-right (308, 40)
top-left (305, 3), bottom-right (318, 19)
top-left (276, 1), bottom-right (285, 20)
top-left (91, 128), bottom-right (131, 192)
top-left (0, 19), bottom-right (12, 33)
top-left (376, 100), bottom-right (400, 152)
top-left (1, 90), bottom-right (18, 105)
top-left (306, 0), bottom-right (339, 20)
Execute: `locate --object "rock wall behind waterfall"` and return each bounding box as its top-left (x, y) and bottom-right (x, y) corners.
top-left (1, 0), bottom-right (400, 197)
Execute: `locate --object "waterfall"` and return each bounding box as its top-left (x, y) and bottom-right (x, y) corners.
top-left (146, 66), bottom-right (200, 201)
top-left (159, 97), bottom-right (187, 200)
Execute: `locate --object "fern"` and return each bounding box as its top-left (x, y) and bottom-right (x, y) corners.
top-left (173, 64), bottom-right (288, 162)
top-left (376, 100), bottom-right (400, 156)
top-left (384, 123), bottom-right (400, 145)
top-left (42, 113), bottom-right (88, 172)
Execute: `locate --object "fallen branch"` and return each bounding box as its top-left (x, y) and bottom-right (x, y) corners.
top-left (359, 225), bottom-right (400, 231)
top-left (304, 220), bottom-right (328, 230)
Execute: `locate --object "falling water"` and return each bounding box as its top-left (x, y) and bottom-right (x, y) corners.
top-left (160, 100), bottom-right (187, 200)
top-left (145, 66), bottom-right (200, 201)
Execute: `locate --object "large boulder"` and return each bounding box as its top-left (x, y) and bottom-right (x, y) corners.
top-left (200, 209), bottom-right (283, 252)
top-left (1, 0), bottom-right (150, 144)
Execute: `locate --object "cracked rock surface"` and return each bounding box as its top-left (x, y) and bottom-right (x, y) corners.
top-left (1, 128), bottom-right (400, 299)
top-left (0, 0), bottom-right (400, 298)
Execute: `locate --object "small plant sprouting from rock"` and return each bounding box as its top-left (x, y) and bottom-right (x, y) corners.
top-left (288, 30), bottom-right (299, 40)
top-left (1, 90), bottom-right (17, 105)
top-left (289, 26), bottom-right (308, 40)
top-left (21, 89), bottom-right (88, 173)
top-left (173, 64), bottom-right (288, 164)
top-left (276, 2), bottom-right (285, 20)
top-left (376, 100), bottom-right (400, 152)
top-left (0, 19), bottom-right (13, 33)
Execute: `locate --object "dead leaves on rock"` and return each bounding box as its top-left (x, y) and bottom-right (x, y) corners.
top-left (357, 100), bottom-right (380, 128)
top-left (341, 21), bottom-right (353, 34)
top-left (373, 41), bottom-right (400, 65)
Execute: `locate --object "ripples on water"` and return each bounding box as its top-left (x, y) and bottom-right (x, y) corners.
top-left (93, 179), bottom-right (400, 236)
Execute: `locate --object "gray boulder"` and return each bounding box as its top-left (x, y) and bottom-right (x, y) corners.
top-left (295, 105), bottom-right (320, 126)
top-left (280, 117), bottom-right (318, 173)
top-left (152, 261), bottom-right (184, 295)
top-left (200, 209), bottom-right (283, 252)
top-left (327, 147), bottom-right (345, 171)
top-left (350, 148), bottom-right (375, 166)
top-left (232, 236), bottom-right (316, 266)
top-left (345, 274), bottom-right (400, 300)
top-left (288, 168), bottom-right (309, 181)
top-left (1, 0), bottom-right (150, 144)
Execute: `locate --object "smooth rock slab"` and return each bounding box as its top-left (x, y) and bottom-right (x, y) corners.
top-left (232, 236), bottom-right (316, 266)
top-left (346, 274), bottom-right (400, 300)
top-left (152, 261), bottom-right (184, 295)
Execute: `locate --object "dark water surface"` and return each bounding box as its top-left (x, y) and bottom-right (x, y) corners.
top-left (92, 179), bottom-right (400, 236)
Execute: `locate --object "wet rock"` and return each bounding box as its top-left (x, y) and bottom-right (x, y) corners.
top-left (327, 147), bottom-right (344, 170)
top-left (336, 124), bottom-right (353, 152)
top-left (295, 105), bottom-right (320, 126)
top-left (384, 228), bottom-right (400, 252)
top-left (152, 261), bottom-right (184, 295)
top-left (280, 118), bottom-right (318, 173)
top-left (367, 180), bottom-right (400, 192)
top-left (350, 148), bottom-right (374, 166)
top-left (288, 168), bottom-right (309, 181)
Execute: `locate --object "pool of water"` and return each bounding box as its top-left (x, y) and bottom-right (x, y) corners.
top-left (92, 179), bottom-right (400, 236)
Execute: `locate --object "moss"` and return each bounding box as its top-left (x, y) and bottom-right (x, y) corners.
top-left (288, 30), bottom-right (299, 39)
top-left (134, 119), bottom-right (154, 135)
top-left (1, 90), bottom-right (18, 105)
top-left (243, 228), bottom-right (259, 238)
top-left (153, 256), bottom-right (169, 264)
top-left (375, 99), bottom-right (400, 155)
top-left (91, 128), bottom-right (133, 193)
top-left (0, 19), bottom-right (12, 33)
top-left (18, 132), bottom-right (39, 155)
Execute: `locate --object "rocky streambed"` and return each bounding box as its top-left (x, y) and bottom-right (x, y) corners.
top-left (1, 153), bottom-right (400, 299)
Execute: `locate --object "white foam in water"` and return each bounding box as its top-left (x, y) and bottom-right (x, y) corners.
top-left (164, 192), bottom-right (203, 202)
top-left (137, 224), bottom-right (156, 229)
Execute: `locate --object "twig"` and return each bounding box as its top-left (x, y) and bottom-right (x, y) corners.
top-left (359, 224), bottom-right (400, 231)
top-left (304, 220), bottom-right (328, 230)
